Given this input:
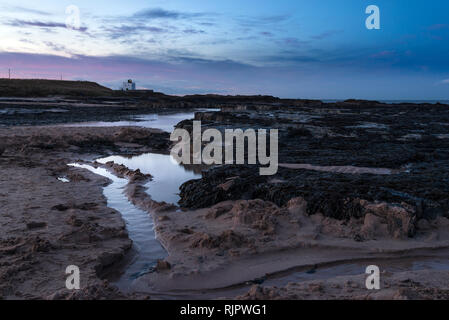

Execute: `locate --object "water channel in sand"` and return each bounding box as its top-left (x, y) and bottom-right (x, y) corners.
top-left (70, 151), bottom-right (201, 290)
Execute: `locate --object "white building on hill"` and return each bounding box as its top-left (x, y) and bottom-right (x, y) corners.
top-left (121, 79), bottom-right (136, 91)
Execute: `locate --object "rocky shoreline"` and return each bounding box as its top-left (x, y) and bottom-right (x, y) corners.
top-left (1, 98), bottom-right (449, 299)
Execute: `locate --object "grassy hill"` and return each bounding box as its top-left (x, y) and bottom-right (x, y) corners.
top-left (0, 79), bottom-right (113, 97)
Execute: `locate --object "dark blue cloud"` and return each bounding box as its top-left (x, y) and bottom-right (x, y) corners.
top-left (183, 29), bottom-right (206, 34)
top-left (235, 14), bottom-right (291, 28)
top-left (103, 24), bottom-right (166, 39)
top-left (7, 19), bottom-right (88, 32)
top-left (133, 8), bottom-right (206, 20)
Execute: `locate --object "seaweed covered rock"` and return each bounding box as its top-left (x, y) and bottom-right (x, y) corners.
top-left (361, 202), bottom-right (416, 239)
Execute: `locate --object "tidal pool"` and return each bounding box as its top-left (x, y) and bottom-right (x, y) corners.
top-left (96, 153), bottom-right (201, 204)
top-left (68, 162), bottom-right (167, 289)
top-left (61, 109), bottom-right (219, 132)
top-left (69, 152), bottom-right (201, 289)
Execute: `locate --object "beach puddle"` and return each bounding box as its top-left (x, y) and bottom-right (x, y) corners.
top-left (68, 163), bottom-right (166, 288)
top-left (69, 152), bottom-right (201, 290)
top-left (262, 256), bottom-right (449, 289)
top-left (96, 153), bottom-right (201, 204)
top-left (61, 109), bottom-right (219, 132)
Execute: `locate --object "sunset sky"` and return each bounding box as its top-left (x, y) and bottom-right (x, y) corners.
top-left (1, 0), bottom-right (448, 99)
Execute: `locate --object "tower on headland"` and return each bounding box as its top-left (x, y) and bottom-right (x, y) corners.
top-left (121, 79), bottom-right (136, 91)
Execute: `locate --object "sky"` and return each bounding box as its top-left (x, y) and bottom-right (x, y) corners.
top-left (0, 0), bottom-right (448, 99)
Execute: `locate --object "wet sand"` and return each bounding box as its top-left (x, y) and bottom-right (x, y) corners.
top-left (0, 126), bottom-right (167, 299)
